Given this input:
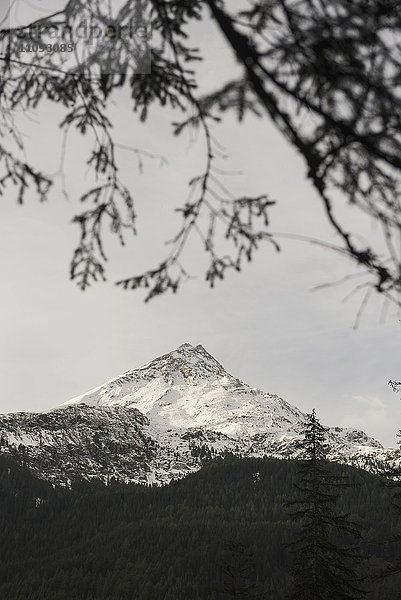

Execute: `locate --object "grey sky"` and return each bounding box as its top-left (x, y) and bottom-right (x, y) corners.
top-left (1, 1), bottom-right (400, 447)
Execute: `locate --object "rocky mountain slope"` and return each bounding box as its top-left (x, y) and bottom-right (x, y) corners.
top-left (0, 343), bottom-right (398, 484)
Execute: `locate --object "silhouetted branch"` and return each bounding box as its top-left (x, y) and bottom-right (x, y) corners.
top-left (1, 0), bottom-right (401, 303)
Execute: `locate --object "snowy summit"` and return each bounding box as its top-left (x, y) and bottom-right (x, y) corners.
top-left (0, 344), bottom-right (397, 485)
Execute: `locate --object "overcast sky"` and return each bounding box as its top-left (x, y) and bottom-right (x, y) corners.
top-left (1, 1), bottom-right (400, 447)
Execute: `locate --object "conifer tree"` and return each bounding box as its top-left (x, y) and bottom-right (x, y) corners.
top-left (379, 380), bottom-right (401, 583)
top-left (287, 409), bottom-right (366, 600)
top-left (221, 540), bottom-right (259, 599)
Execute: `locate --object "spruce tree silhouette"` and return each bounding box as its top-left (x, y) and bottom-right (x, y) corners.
top-left (221, 540), bottom-right (260, 600)
top-left (286, 409), bottom-right (366, 600)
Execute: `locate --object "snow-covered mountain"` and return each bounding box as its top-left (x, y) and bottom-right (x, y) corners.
top-left (0, 343), bottom-right (398, 484)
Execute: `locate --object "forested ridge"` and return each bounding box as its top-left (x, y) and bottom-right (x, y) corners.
top-left (1, 454), bottom-right (400, 599)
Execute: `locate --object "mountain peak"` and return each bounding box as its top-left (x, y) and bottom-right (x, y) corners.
top-left (60, 344), bottom-right (382, 452)
top-left (139, 342), bottom-right (228, 379)
top-left (170, 342), bottom-right (215, 356)
top-left (0, 343), bottom-right (390, 486)
top-left (61, 343), bottom-right (230, 412)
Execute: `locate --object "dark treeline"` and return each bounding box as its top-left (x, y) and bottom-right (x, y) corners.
top-left (1, 453), bottom-right (401, 599)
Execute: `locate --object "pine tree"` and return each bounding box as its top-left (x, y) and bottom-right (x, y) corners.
top-left (221, 540), bottom-right (259, 599)
top-left (287, 409), bottom-right (366, 600)
top-left (378, 380), bottom-right (401, 584)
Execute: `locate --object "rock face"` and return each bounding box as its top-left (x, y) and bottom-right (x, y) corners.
top-left (0, 343), bottom-right (398, 485)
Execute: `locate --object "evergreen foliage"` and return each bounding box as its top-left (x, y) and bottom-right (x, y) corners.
top-left (1, 453), bottom-right (401, 599)
top-left (287, 410), bottom-right (366, 599)
top-left (221, 540), bottom-right (260, 599)
top-left (376, 381), bottom-right (401, 589)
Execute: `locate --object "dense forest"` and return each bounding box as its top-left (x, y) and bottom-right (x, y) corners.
top-left (0, 454), bottom-right (400, 599)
